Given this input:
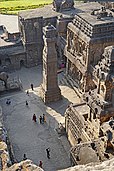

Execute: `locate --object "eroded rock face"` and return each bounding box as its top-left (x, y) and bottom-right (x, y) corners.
top-left (0, 107), bottom-right (43, 171)
top-left (58, 157), bottom-right (114, 171)
top-left (6, 160), bottom-right (44, 171)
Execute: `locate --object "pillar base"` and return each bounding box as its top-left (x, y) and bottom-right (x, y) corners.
top-left (40, 85), bottom-right (62, 104)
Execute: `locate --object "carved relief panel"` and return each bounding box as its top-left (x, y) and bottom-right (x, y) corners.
top-left (99, 82), bottom-right (106, 99)
top-left (68, 61), bottom-right (83, 85)
top-left (67, 28), bottom-right (87, 64)
top-left (67, 29), bottom-right (73, 51)
top-left (24, 21), bottom-right (34, 43)
top-left (89, 44), bottom-right (104, 65)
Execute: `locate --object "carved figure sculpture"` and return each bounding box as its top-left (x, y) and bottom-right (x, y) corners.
top-left (53, 0), bottom-right (74, 12)
top-left (0, 72), bottom-right (9, 88)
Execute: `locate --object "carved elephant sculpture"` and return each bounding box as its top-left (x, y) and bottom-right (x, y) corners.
top-left (53, 0), bottom-right (74, 12)
top-left (0, 72), bottom-right (9, 88)
top-left (53, 0), bottom-right (62, 11)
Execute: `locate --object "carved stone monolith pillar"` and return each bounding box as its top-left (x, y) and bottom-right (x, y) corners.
top-left (41, 24), bottom-right (61, 104)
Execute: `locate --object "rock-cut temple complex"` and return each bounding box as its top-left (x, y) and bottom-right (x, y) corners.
top-left (1, 0), bottom-right (114, 170)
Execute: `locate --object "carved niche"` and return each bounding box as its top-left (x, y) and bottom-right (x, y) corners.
top-left (67, 29), bottom-right (87, 62)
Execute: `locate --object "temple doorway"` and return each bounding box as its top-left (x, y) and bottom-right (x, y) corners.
top-left (20, 60), bottom-right (25, 68)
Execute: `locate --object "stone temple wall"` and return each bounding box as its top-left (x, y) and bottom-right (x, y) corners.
top-left (58, 157), bottom-right (114, 171)
top-left (18, 15), bottom-right (58, 68)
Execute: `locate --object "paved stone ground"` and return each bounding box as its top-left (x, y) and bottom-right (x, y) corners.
top-left (0, 66), bottom-right (80, 171)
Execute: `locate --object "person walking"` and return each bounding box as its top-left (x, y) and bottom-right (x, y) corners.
top-left (26, 90), bottom-right (29, 95)
top-left (26, 100), bottom-right (28, 106)
top-left (6, 98), bottom-right (11, 105)
top-left (23, 153), bottom-right (27, 160)
top-left (39, 116), bottom-right (42, 124)
top-left (32, 114), bottom-right (37, 122)
top-left (39, 160), bottom-right (43, 168)
top-left (46, 148), bottom-right (50, 159)
top-left (31, 83), bottom-right (34, 91)
top-left (42, 114), bottom-right (46, 123)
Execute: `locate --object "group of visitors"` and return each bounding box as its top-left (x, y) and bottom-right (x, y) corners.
top-left (23, 147), bottom-right (50, 169)
top-left (6, 98), bottom-right (11, 105)
top-left (38, 148), bottom-right (51, 168)
top-left (18, 82), bottom-right (50, 169)
top-left (32, 114), bottom-right (46, 124)
top-left (39, 114), bottom-right (46, 124)
top-left (6, 81), bottom-right (52, 170)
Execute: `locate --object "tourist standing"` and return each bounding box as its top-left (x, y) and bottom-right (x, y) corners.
top-left (32, 114), bottom-right (37, 122)
top-left (23, 153), bottom-right (27, 160)
top-left (46, 148), bottom-right (50, 159)
top-left (6, 98), bottom-right (11, 105)
top-left (26, 100), bottom-right (28, 106)
top-left (42, 114), bottom-right (46, 123)
top-left (39, 116), bottom-right (42, 124)
top-left (26, 90), bottom-right (29, 95)
top-left (31, 83), bottom-right (34, 91)
top-left (39, 160), bottom-right (43, 168)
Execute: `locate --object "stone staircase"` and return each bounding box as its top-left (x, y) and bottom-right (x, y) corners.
top-left (60, 74), bottom-right (83, 98)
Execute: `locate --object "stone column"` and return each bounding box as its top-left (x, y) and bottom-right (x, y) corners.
top-left (41, 24), bottom-right (61, 104)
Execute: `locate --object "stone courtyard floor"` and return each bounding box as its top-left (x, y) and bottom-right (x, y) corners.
top-left (0, 66), bottom-right (80, 171)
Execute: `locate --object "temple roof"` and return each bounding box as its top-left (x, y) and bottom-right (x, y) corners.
top-left (72, 103), bottom-right (90, 116)
top-left (76, 2), bottom-right (114, 25)
top-left (18, 2), bottom-right (83, 20)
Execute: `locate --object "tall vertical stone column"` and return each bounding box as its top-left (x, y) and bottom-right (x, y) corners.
top-left (41, 24), bottom-right (61, 104)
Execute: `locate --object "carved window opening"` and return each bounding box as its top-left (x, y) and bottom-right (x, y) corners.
top-left (86, 97), bottom-right (89, 102)
top-left (83, 113), bottom-right (88, 121)
top-left (101, 85), bottom-right (105, 93)
top-left (28, 50), bottom-right (34, 60)
top-left (93, 113), bottom-right (96, 119)
top-left (95, 108), bottom-right (98, 114)
top-left (99, 128), bottom-right (104, 137)
top-left (79, 42), bottom-right (82, 54)
top-left (101, 73), bottom-right (105, 80)
top-left (20, 60), bottom-right (24, 67)
top-left (91, 142), bottom-right (96, 150)
top-left (89, 111), bottom-right (92, 121)
top-left (77, 138), bottom-right (82, 144)
top-left (89, 108), bottom-right (92, 121)
top-left (107, 60), bottom-right (109, 64)
top-left (95, 85), bottom-right (97, 89)
top-left (69, 31), bottom-right (73, 48)
top-left (97, 69), bottom-right (99, 77)
top-left (5, 58), bottom-right (11, 65)
top-left (93, 108), bottom-right (98, 119)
